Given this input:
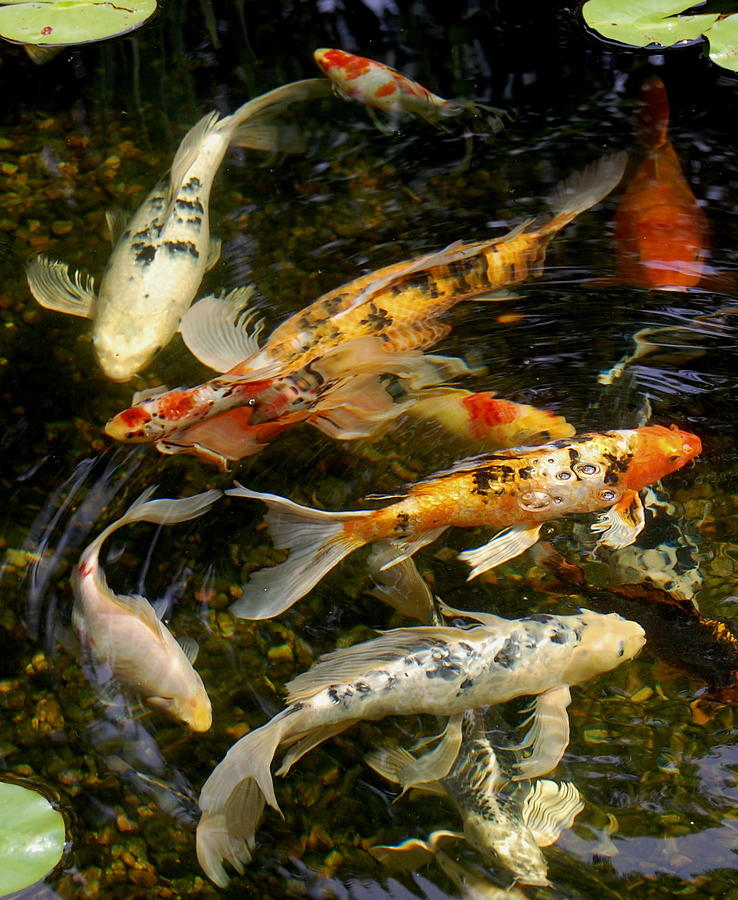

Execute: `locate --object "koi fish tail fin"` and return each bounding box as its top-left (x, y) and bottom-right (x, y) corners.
top-left (535, 151), bottom-right (628, 239)
top-left (196, 707), bottom-right (303, 886)
top-left (92, 488), bottom-right (222, 553)
top-left (224, 78), bottom-right (333, 153)
top-left (636, 76), bottom-right (670, 150)
top-left (226, 486), bottom-right (371, 619)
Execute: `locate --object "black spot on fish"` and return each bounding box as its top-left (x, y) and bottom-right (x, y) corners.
top-left (518, 466), bottom-right (533, 479)
top-left (360, 304), bottom-right (393, 333)
top-left (458, 677), bottom-right (474, 691)
top-left (133, 243), bottom-right (157, 264)
top-left (164, 240), bottom-right (199, 258)
top-left (354, 681), bottom-right (371, 693)
top-left (458, 642), bottom-right (474, 655)
top-left (550, 630), bottom-right (567, 644)
top-left (182, 176), bottom-right (201, 193)
top-left (395, 512), bottom-right (410, 535)
top-left (473, 464), bottom-right (516, 495)
top-left (568, 447), bottom-right (580, 466)
top-left (407, 272), bottom-right (441, 299)
top-left (527, 614), bottom-right (554, 624)
top-left (176, 197), bottom-right (205, 214)
top-left (494, 636), bottom-right (518, 668)
top-left (448, 259), bottom-right (472, 294)
top-left (426, 663), bottom-right (462, 680)
top-left (185, 216), bottom-right (203, 227)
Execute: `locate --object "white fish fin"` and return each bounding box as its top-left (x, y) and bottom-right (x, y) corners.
top-left (109, 593), bottom-right (167, 643)
top-left (591, 490), bottom-right (645, 550)
top-left (206, 237), bottom-right (222, 272)
top-left (285, 626), bottom-right (468, 705)
top-left (131, 385), bottom-right (171, 405)
top-left (197, 705), bottom-right (305, 886)
top-left (26, 255), bottom-right (96, 318)
top-left (376, 527), bottom-right (449, 571)
top-left (105, 488), bottom-right (222, 533)
top-left (371, 837), bottom-right (437, 870)
top-left (180, 288), bottom-right (263, 373)
top-left (391, 715), bottom-right (464, 796)
top-left (150, 596), bottom-right (168, 619)
top-left (367, 545), bottom-right (435, 624)
top-left (275, 720), bottom-right (357, 777)
top-left (458, 523), bottom-right (543, 579)
top-left (365, 744), bottom-right (422, 784)
top-left (105, 208), bottom-right (129, 245)
top-left (224, 79), bottom-right (332, 148)
top-left (226, 485), bottom-right (371, 620)
top-left (166, 110), bottom-right (220, 209)
top-left (436, 599), bottom-right (512, 630)
top-left (512, 684), bottom-right (572, 781)
top-left (541, 151), bottom-right (628, 234)
top-left (522, 780), bottom-right (584, 847)
top-left (231, 121), bottom-right (310, 154)
top-left (177, 636), bottom-right (199, 664)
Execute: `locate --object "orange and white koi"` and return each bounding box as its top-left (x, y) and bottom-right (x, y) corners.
top-left (73, 487), bottom-right (220, 730)
top-left (225, 425), bottom-right (701, 620)
top-left (596, 76), bottom-right (710, 292)
top-left (313, 47), bottom-right (504, 133)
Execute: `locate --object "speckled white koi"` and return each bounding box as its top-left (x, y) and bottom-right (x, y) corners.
top-left (195, 608), bottom-right (643, 886)
top-left (26, 79), bottom-right (330, 380)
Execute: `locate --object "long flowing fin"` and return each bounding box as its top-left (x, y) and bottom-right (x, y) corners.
top-left (370, 833), bottom-right (462, 870)
top-left (375, 527), bottom-right (448, 570)
top-left (534, 152), bottom-right (627, 239)
top-left (367, 546), bottom-right (436, 623)
top-left (591, 490), bottom-right (645, 549)
top-left (366, 715), bottom-right (464, 797)
top-left (26, 255), bottom-right (96, 318)
top-left (226, 485), bottom-right (371, 620)
top-left (197, 706), bottom-right (306, 886)
top-left (179, 288), bottom-right (264, 372)
top-left (284, 626), bottom-right (471, 705)
top-left (458, 523), bottom-right (543, 579)
top-left (512, 684), bottom-right (571, 780)
top-left (223, 79), bottom-right (333, 148)
top-left (522, 780), bottom-right (584, 847)
top-left (275, 719), bottom-right (358, 776)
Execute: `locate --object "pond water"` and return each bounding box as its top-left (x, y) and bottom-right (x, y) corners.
top-left (2, 2), bottom-right (738, 898)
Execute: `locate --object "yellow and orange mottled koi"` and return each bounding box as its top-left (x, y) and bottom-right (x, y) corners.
top-left (180, 152), bottom-right (626, 379)
top-left (225, 424), bottom-right (701, 619)
top-left (313, 47), bottom-right (504, 131)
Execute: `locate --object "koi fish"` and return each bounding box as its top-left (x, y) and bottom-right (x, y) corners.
top-left (195, 607), bottom-right (644, 885)
top-left (26, 79), bottom-right (330, 381)
top-left (73, 487), bottom-right (221, 731)
top-left (178, 153), bottom-right (626, 381)
top-left (535, 545), bottom-right (738, 710)
top-left (225, 425), bottom-right (701, 620)
top-left (313, 47), bottom-right (505, 133)
top-left (104, 337), bottom-right (473, 468)
top-left (367, 707), bottom-right (583, 887)
top-left (596, 76), bottom-right (710, 292)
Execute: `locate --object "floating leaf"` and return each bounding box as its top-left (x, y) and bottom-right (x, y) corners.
top-left (582, 0), bottom-right (719, 47)
top-left (707, 13), bottom-right (738, 71)
top-left (0, 0), bottom-right (156, 47)
top-left (0, 780), bottom-right (66, 894)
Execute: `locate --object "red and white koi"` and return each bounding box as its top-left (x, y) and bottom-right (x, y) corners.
top-left (314, 47), bottom-right (505, 132)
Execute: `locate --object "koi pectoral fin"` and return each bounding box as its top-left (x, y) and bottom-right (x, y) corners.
top-left (591, 489), bottom-right (645, 550)
top-left (26, 255), bottom-right (96, 318)
top-left (512, 684), bottom-right (571, 780)
top-left (370, 832), bottom-right (463, 871)
top-left (179, 287), bottom-right (264, 372)
top-left (458, 523), bottom-right (543, 579)
top-left (522, 780), bottom-right (584, 847)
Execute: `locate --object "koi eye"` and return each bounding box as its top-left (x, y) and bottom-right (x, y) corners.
top-left (576, 463), bottom-right (600, 476)
top-left (599, 489), bottom-right (617, 502)
top-left (556, 471), bottom-right (571, 480)
top-left (547, 458), bottom-right (556, 464)
top-left (616, 640), bottom-right (625, 658)
top-left (247, 398), bottom-right (257, 407)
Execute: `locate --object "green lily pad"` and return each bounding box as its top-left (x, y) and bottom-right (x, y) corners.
top-left (582, 0), bottom-right (719, 47)
top-left (0, 0), bottom-right (156, 47)
top-left (0, 780), bottom-right (66, 894)
top-left (707, 13), bottom-right (738, 71)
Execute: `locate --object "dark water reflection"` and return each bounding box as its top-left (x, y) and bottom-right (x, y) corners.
top-left (3, 2), bottom-right (738, 898)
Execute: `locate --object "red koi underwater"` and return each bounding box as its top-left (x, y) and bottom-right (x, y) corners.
top-left (313, 47), bottom-right (504, 132)
top-left (599, 76), bottom-right (710, 291)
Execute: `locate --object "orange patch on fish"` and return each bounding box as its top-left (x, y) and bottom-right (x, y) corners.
top-left (317, 48), bottom-right (372, 80)
top-left (374, 81), bottom-right (398, 98)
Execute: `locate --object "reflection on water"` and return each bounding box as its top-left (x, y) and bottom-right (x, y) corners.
top-left (2, 2), bottom-right (738, 898)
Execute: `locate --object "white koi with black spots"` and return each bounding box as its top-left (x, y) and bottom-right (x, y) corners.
top-left (195, 608), bottom-right (644, 886)
top-left (26, 79), bottom-right (330, 381)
